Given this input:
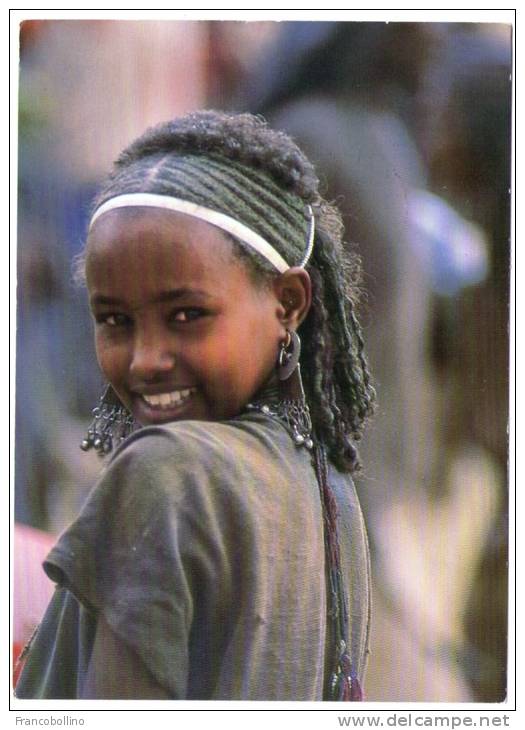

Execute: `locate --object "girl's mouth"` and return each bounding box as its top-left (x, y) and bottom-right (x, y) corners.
top-left (133, 387), bottom-right (198, 424)
top-left (141, 388), bottom-right (196, 410)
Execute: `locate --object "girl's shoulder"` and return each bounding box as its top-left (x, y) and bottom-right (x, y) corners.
top-left (95, 413), bottom-right (317, 510)
top-left (110, 411), bottom-right (300, 472)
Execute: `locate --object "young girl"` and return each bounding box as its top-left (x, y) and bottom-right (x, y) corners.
top-left (15, 110), bottom-right (374, 701)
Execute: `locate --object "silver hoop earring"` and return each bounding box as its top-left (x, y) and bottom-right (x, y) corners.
top-left (277, 330), bottom-right (301, 380)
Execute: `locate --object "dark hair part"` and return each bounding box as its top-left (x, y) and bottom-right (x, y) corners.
top-left (85, 110), bottom-right (375, 472)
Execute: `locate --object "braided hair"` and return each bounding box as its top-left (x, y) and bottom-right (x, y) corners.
top-left (84, 110), bottom-right (375, 473)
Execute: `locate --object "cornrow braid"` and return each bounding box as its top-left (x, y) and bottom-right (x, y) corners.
top-left (300, 219), bottom-right (375, 471)
top-left (87, 110), bottom-right (375, 472)
top-left (113, 111), bottom-right (320, 200)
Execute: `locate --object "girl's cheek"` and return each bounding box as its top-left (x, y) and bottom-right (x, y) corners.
top-left (95, 337), bottom-right (128, 380)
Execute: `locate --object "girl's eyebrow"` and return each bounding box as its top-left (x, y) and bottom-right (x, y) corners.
top-left (90, 288), bottom-right (213, 308)
top-left (154, 288), bottom-right (212, 304)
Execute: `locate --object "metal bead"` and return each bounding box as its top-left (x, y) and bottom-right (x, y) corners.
top-left (93, 437), bottom-right (103, 450)
top-left (293, 433), bottom-right (305, 445)
top-left (305, 438), bottom-right (314, 450)
top-left (80, 439), bottom-right (91, 451)
top-left (261, 405), bottom-right (271, 414)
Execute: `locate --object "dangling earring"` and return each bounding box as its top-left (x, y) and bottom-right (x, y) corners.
top-left (80, 385), bottom-right (135, 454)
top-left (277, 331), bottom-right (313, 448)
top-left (248, 329), bottom-right (314, 449)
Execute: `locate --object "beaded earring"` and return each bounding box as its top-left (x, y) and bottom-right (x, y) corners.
top-left (247, 330), bottom-right (314, 450)
top-left (80, 385), bottom-right (135, 454)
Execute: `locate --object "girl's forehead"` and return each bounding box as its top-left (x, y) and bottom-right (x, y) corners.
top-left (85, 207), bottom-right (256, 299)
top-left (86, 207), bottom-right (236, 267)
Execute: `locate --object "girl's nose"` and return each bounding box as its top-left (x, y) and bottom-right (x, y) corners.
top-left (129, 335), bottom-right (176, 381)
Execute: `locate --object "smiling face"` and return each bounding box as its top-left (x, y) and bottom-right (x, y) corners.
top-left (85, 208), bottom-right (289, 426)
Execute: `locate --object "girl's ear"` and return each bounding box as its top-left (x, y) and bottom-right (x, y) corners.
top-left (273, 267), bottom-right (312, 330)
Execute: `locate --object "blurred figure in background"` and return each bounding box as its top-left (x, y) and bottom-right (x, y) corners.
top-left (220, 20), bottom-right (511, 701)
top-left (420, 24), bottom-right (511, 700)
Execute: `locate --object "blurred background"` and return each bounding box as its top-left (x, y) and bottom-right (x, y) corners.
top-left (15, 19), bottom-right (512, 702)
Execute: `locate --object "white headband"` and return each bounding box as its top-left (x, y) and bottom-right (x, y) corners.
top-left (89, 193), bottom-right (315, 273)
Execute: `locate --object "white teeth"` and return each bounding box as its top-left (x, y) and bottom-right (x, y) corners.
top-left (142, 389), bottom-right (195, 409)
top-left (144, 394), bottom-right (161, 406)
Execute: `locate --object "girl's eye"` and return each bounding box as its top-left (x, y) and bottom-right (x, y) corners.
top-left (172, 308), bottom-right (206, 323)
top-left (96, 313), bottom-right (130, 327)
